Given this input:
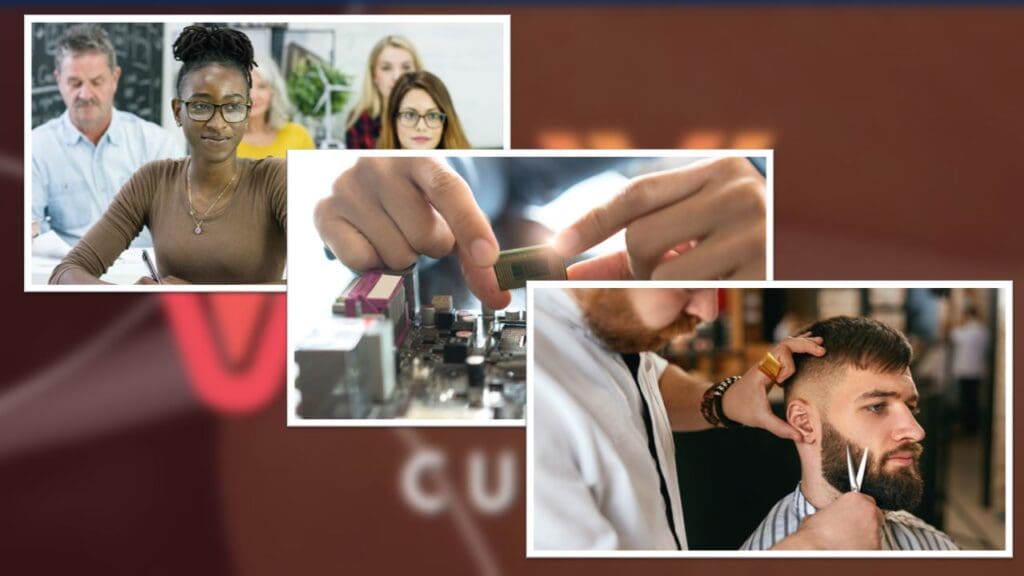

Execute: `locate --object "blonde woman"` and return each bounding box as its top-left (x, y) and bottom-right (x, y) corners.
top-left (238, 56), bottom-right (314, 158)
top-left (345, 35), bottom-right (422, 149)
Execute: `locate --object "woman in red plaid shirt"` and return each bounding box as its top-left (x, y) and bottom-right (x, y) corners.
top-left (345, 35), bottom-right (422, 149)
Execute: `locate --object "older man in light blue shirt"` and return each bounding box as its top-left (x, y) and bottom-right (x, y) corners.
top-left (31, 24), bottom-right (180, 253)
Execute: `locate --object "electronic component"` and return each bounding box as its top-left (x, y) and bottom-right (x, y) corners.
top-left (436, 310), bottom-right (454, 331)
top-left (334, 271), bottom-right (410, 345)
top-left (295, 265), bottom-right (527, 420)
top-left (391, 263), bottom-right (420, 317)
top-left (493, 245), bottom-right (567, 290)
top-left (294, 314), bottom-right (395, 418)
top-left (450, 320), bottom-right (474, 334)
top-left (498, 325), bottom-right (526, 353)
top-left (431, 295), bottom-right (453, 312)
top-left (467, 355), bottom-right (485, 388)
top-left (443, 338), bottom-right (469, 364)
top-left (420, 305), bottom-right (436, 326)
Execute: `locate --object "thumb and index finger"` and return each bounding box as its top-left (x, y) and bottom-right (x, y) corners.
top-left (746, 334), bottom-right (826, 441)
top-left (553, 160), bottom-right (804, 439)
top-left (728, 368), bottom-right (803, 442)
top-left (552, 159), bottom-right (722, 267)
top-left (758, 412), bottom-right (804, 443)
top-left (404, 159), bottom-right (510, 310)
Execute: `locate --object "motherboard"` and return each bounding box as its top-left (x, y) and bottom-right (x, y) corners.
top-left (294, 264), bottom-right (527, 420)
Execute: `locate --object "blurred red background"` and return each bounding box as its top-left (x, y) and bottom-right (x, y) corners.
top-left (2, 4), bottom-right (1021, 574)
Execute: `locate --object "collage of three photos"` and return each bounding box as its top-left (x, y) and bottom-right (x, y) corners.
top-left (24, 15), bottom-right (1010, 556)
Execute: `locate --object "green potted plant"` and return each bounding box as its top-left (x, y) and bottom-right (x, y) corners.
top-left (287, 60), bottom-right (352, 147)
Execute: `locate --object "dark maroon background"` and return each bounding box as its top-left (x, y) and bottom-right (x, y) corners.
top-left (2, 4), bottom-right (1020, 574)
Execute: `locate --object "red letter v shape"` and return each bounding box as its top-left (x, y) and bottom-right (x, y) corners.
top-left (161, 293), bottom-right (285, 414)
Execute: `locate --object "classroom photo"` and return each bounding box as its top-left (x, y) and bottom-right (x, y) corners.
top-left (25, 16), bottom-right (507, 290)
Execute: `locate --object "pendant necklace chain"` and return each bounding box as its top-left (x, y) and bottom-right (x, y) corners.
top-left (186, 158), bottom-right (238, 235)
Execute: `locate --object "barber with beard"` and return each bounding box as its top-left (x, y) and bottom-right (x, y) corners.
top-left (531, 288), bottom-right (884, 551)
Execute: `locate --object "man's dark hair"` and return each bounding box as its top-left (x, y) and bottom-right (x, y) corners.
top-left (54, 24), bottom-right (117, 72)
top-left (784, 316), bottom-right (913, 401)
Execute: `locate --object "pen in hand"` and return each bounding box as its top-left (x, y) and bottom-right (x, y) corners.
top-left (142, 250), bottom-right (162, 284)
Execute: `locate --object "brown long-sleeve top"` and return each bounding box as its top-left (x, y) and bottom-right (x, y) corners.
top-left (50, 157), bottom-right (286, 285)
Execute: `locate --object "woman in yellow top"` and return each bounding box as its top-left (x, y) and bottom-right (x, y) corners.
top-left (237, 56), bottom-right (314, 158)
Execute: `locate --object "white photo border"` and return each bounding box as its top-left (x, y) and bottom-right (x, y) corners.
top-left (525, 279), bottom-right (1013, 558)
top-left (286, 149), bottom-right (773, 428)
top-left (23, 13), bottom-right (511, 293)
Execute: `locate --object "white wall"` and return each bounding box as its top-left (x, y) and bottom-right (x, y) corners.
top-left (291, 21), bottom-right (506, 149)
top-left (161, 20), bottom-right (506, 149)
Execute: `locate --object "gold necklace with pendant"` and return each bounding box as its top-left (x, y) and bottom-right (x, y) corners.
top-left (186, 158), bottom-right (238, 235)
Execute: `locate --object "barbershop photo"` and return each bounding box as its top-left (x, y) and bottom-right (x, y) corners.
top-left (287, 152), bottom-right (768, 423)
top-left (528, 284), bottom-right (1008, 555)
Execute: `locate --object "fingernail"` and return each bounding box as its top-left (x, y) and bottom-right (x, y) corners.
top-left (470, 238), bottom-right (498, 267)
top-left (553, 228), bottom-right (579, 254)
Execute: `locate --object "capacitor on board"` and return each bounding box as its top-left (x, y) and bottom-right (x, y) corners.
top-left (421, 305), bottom-right (436, 326)
top-left (466, 354), bottom-right (486, 388)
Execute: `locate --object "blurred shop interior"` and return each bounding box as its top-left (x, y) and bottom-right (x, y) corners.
top-left (664, 287), bottom-right (1006, 551)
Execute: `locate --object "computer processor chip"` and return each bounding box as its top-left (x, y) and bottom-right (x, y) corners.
top-left (493, 245), bottom-right (567, 290)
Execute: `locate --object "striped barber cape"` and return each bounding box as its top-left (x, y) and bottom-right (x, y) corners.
top-left (740, 483), bottom-right (959, 551)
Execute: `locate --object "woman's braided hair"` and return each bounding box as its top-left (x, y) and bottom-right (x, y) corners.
top-left (173, 23), bottom-right (255, 96)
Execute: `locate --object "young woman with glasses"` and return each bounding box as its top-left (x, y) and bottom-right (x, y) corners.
top-left (376, 71), bottom-right (471, 150)
top-left (50, 24), bottom-right (286, 285)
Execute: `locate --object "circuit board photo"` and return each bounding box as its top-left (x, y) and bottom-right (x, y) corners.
top-left (294, 265), bottom-right (528, 420)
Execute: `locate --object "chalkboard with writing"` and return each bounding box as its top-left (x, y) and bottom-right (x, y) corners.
top-left (31, 23), bottom-right (164, 129)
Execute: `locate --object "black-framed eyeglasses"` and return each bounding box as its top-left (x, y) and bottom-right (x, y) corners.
top-left (181, 99), bottom-right (251, 123)
top-left (395, 109), bottom-right (446, 129)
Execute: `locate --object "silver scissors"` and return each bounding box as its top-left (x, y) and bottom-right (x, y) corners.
top-left (846, 445), bottom-right (869, 492)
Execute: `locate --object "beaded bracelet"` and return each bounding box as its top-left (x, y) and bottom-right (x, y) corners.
top-left (699, 375), bottom-right (744, 428)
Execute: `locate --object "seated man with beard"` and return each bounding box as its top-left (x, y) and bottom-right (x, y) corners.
top-left (532, 289), bottom-right (884, 551)
top-left (741, 316), bottom-right (958, 550)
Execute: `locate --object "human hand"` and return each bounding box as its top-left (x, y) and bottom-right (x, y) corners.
top-left (554, 157), bottom-right (766, 280)
top-left (136, 275), bottom-right (190, 285)
top-left (161, 275), bottom-right (190, 285)
top-left (720, 333), bottom-right (825, 441)
top-left (789, 492), bottom-right (883, 550)
top-left (314, 158), bottom-right (508, 309)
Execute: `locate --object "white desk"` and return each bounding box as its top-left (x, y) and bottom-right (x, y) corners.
top-left (31, 247), bottom-right (155, 286)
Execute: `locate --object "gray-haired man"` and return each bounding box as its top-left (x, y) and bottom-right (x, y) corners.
top-left (32, 24), bottom-right (181, 252)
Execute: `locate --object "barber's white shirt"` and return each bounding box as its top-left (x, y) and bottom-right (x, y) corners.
top-left (531, 289), bottom-right (687, 551)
